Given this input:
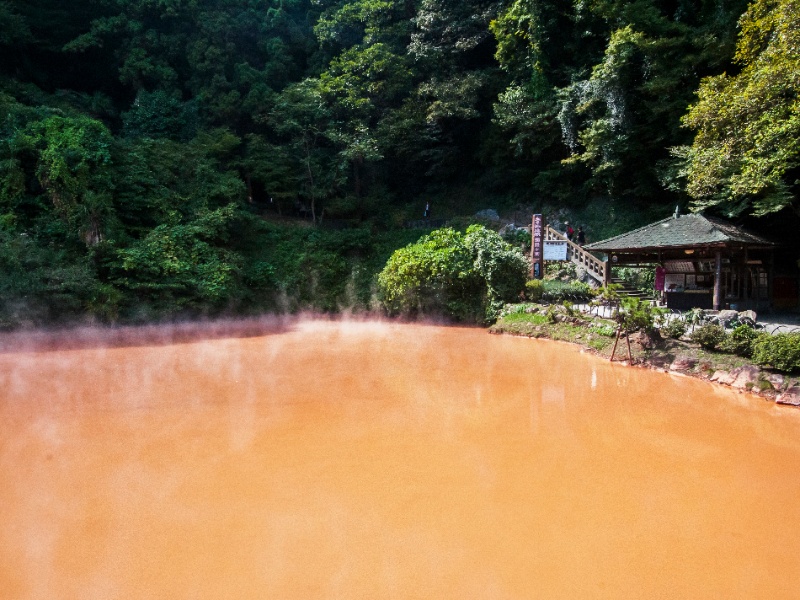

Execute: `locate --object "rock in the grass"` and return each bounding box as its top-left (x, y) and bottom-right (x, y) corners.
top-left (730, 365), bottom-right (761, 390)
top-left (776, 386), bottom-right (800, 406)
top-left (669, 356), bottom-right (697, 372)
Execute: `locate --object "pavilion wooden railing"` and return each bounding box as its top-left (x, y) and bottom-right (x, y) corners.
top-left (545, 226), bottom-right (608, 285)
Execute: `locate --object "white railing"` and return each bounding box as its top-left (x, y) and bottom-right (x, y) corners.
top-left (545, 226), bottom-right (608, 285)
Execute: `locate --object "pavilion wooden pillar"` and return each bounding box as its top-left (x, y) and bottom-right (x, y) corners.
top-left (713, 250), bottom-right (723, 310)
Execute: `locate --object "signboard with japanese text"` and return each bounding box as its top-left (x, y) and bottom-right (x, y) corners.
top-left (543, 241), bottom-right (568, 261)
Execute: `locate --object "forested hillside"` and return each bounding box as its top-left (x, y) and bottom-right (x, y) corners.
top-left (1, 0), bottom-right (798, 326)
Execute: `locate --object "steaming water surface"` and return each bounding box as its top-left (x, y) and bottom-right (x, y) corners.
top-left (2, 320), bottom-right (800, 598)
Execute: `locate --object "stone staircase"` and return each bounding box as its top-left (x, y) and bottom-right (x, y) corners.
top-left (609, 278), bottom-right (657, 303)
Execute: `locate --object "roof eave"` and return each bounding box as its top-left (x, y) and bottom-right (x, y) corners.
top-left (587, 240), bottom-right (777, 253)
top-left (588, 242), bottom-right (729, 253)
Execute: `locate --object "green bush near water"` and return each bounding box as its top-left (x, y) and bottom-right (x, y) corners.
top-left (752, 333), bottom-right (800, 373)
top-left (687, 324), bottom-right (800, 373)
top-left (719, 324), bottom-right (765, 358)
top-left (377, 225), bottom-right (530, 323)
top-left (525, 279), bottom-right (544, 302)
top-left (660, 318), bottom-right (687, 339)
top-left (616, 297), bottom-right (666, 334)
top-left (689, 324), bottom-right (727, 350)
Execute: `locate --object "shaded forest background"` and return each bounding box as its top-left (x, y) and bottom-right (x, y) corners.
top-left (1, 0), bottom-right (798, 326)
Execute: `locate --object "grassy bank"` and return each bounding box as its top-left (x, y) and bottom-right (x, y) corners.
top-left (490, 305), bottom-right (800, 403)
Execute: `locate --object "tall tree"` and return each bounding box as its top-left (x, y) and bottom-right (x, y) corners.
top-left (679, 0), bottom-right (800, 216)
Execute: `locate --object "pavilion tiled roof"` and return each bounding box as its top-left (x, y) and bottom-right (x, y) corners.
top-left (584, 213), bottom-right (776, 253)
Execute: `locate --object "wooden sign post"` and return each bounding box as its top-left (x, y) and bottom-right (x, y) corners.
top-left (531, 214), bottom-right (544, 279)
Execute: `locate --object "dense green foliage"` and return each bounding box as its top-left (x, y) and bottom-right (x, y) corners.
top-left (540, 280), bottom-right (593, 304)
top-left (490, 0), bottom-right (748, 204)
top-left (615, 296), bottom-right (665, 334)
top-left (718, 324), bottom-right (765, 357)
top-left (0, 0), bottom-right (797, 325)
top-left (524, 279), bottom-right (544, 302)
top-left (616, 266), bottom-right (656, 295)
top-left (377, 225), bottom-right (529, 322)
top-left (752, 332), bottom-right (800, 373)
top-left (659, 317), bottom-right (687, 340)
top-left (679, 0), bottom-right (800, 216)
top-left (689, 323), bottom-right (728, 349)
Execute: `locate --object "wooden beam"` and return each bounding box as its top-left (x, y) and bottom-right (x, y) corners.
top-left (713, 250), bottom-right (722, 310)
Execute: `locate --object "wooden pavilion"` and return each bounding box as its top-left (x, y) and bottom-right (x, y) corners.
top-left (585, 212), bottom-right (778, 311)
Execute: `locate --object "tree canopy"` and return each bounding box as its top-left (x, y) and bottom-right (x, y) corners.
top-left (679, 0), bottom-right (800, 217)
top-left (0, 0), bottom-right (796, 325)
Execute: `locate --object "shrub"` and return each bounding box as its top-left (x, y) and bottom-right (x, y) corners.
top-left (377, 225), bottom-right (529, 323)
top-left (689, 324), bottom-right (727, 350)
top-left (590, 284), bottom-right (622, 315)
top-left (377, 227), bottom-right (481, 321)
top-left (719, 324), bottom-right (765, 357)
top-left (561, 300), bottom-right (579, 317)
top-left (684, 307), bottom-right (706, 332)
top-left (616, 297), bottom-right (665, 334)
top-left (752, 333), bottom-right (800, 372)
top-left (466, 225), bottom-right (530, 315)
top-left (660, 317), bottom-right (687, 339)
top-left (541, 280), bottom-right (592, 303)
top-left (501, 227), bottom-right (531, 248)
top-left (525, 279), bottom-right (544, 302)
top-left (595, 284), bottom-right (622, 303)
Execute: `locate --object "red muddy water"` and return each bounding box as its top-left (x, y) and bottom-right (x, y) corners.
top-left (1, 319), bottom-right (800, 598)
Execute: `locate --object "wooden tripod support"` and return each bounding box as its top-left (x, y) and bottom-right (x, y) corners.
top-left (609, 327), bottom-right (633, 364)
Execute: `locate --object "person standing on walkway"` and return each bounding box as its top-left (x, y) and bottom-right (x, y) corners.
top-left (577, 226), bottom-right (585, 246)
